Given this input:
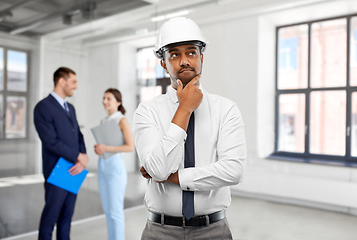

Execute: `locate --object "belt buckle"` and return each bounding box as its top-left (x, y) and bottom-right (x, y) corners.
top-left (182, 216), bottom-right (186, 227)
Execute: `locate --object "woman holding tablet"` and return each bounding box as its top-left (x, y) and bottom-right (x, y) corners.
top-left (94, 88), bottom-right (134, 240)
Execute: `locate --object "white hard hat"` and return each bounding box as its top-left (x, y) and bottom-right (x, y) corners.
top-left (153, 17), bottom-right (208, 59)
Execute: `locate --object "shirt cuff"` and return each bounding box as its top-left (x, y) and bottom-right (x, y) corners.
top-left (178, 168), bottom-right (195, 191)
top-left (167, 122), bottom-right (187, 143)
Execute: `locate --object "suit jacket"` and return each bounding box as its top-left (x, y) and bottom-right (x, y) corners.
top-left (34, 94), bottom-right (86, 179)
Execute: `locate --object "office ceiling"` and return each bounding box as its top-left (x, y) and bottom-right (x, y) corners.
top-left (0, 0), bottom-right (153, 36)
top-left (0, 0), bottom-right (336, 46)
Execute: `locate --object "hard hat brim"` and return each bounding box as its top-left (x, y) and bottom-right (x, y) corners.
top-left (155, 40), bottom-right (207, 59)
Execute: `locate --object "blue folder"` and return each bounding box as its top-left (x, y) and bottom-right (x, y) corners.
top-left (47, 157), bottom-right (88, 194)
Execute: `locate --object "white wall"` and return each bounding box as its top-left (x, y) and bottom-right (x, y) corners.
top-left (84, 43), bottom-right (137, 172)
top-left (118, 42), bottom-right (138, 173)
top-left (202, 16), bottom-right (259, 159)
top-left (196, 0), bottom-right (357, 214)
top-left (35, 0), bottom-right (357, 214)
top-left (84, 43), bottom-right (120, 170)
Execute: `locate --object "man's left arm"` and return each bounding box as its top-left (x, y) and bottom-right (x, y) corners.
top-left (178, 104), bottom-right (246, 191)
top-left (71, 106), bottom-right (86, 154)
top-left (78, 125), bottom-right (86, 154)
top-left (69, 106), bottom-right (88, 174)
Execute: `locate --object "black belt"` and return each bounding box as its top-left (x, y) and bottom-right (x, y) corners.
top-left (148, 210), bottom-right (225, 227)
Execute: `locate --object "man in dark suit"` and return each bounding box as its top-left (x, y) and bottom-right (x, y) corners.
top-left (34, 67), bottom-right (89, 240)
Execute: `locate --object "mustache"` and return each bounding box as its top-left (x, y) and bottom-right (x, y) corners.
top-left (178, 66), bottom-right (195, 74)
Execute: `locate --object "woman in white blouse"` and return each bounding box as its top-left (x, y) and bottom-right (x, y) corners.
top-left (94, 88), bottom-right (134, 240)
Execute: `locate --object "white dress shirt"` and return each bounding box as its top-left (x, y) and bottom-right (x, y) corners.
top-left (132, 84), bottom-right (246, 216)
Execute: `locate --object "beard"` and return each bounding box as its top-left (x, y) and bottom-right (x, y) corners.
top-left (171, 66), bottom-right (200, 87)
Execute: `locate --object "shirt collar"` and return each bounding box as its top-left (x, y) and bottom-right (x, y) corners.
top-left (168, 85), bottom-right (178, 104)
top-left (167, 83), bottom-right (204, 104)
top-left (50, 91), bottom-right (66, 107)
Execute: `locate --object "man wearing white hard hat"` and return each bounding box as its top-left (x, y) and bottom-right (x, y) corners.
top-left (133, 17), bottom-right (246, 239)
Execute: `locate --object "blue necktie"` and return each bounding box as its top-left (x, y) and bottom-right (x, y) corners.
top-left (182, 112), bottom-right (195, 220)
top-left (63, 101), bottom-right (70, 116)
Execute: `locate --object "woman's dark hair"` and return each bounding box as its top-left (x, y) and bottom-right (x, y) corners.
top-left (105, 88), bottom-right (126, 115)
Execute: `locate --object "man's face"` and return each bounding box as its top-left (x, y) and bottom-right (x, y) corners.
top-left (161, 44), bottom-right (203, 88)
top-left (61, 73), bottom-right (78, 97)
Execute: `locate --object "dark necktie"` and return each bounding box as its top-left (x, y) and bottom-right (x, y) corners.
top-left (64, 101), bottom-right (70, 116)
top-left (182, 112), bottom-right (195, 220)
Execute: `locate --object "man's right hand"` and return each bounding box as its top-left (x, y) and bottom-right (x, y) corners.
top-left (69, 161), bottom-right (85, 176)
top-left (77, 153), bottom-right (89, 168)
top-left (172, 75), bottom-right (203, 131)
top-left (176, 75), bottom-right (203, 114)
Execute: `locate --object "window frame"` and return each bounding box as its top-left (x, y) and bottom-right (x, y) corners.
top-left (0, 45), bottom-right (30, 141)
top-left (270, 13), bottom-right (357, 167)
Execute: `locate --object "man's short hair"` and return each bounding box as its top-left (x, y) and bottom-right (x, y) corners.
top-left (53, 67), bottom-right (76, 86)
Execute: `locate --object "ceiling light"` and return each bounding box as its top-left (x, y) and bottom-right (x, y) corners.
top-left (151, 15), bottom-right (166, 22)
top-left (166, 10), bottom-right (190, 19)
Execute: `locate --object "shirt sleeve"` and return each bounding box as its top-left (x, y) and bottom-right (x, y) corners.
top-left (133, 104), bottom-right (187, 181)
top-left (178, 104), bottom-right (247, 191)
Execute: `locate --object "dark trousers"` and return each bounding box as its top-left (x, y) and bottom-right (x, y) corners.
top-left (38, 182), bottom-right (77, 240)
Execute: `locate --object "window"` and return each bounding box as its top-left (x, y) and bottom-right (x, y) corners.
top-left (277, 25), bottom-right (308, 90)
top-left (352, 28), bottom-right (357, 61)
top-left (0, 47), bottom-right (29, 139)
top-left (273, 14), bottom-right (357, 166)
top-left (278, 37), bottom-right (299, 70)
top-left (136, 47), bottom-right (170, 104)
top-left (351, 19), bottom-right (357, 84)
top-left (278, 94), bottom-right (305, 153)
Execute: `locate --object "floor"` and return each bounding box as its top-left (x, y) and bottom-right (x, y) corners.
top-left (0, 172), bottom-right (146, 239)
top-left (1, 173), bottom-right (357, 240)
